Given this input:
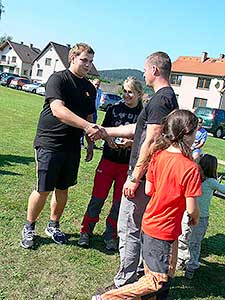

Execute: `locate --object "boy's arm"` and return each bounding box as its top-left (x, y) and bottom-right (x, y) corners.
top-left (145, 180), bottom-right (154, 196)
top-left (186, 197), bottom-right (200, 226)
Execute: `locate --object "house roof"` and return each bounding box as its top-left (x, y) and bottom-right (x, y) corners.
top-left (172, 54), bottom-right (225, 77)
top-left (34, 41), bottom-right (99, 76)
top-left (0, 40), bottom-right (40, 63)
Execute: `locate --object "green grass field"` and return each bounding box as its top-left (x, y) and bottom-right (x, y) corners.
top-left (0, 86), bottom-right (225, 300)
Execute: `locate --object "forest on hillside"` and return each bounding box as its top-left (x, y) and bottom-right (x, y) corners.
top-left (99, 69), bottom-right (144, 83)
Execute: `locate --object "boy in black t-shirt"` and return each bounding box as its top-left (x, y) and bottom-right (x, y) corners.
top-left (20, 43), bottom-right (104, 249)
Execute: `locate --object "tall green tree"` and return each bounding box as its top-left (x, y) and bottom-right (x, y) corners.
top-left (0, 34), bottom-right (12, 45)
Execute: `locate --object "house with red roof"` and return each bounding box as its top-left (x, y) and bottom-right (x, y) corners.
top-left (171, 52), bottom-right (225, 110)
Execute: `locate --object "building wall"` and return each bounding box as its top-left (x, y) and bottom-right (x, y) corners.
top-left (31, 45), bottom-right (65, 83)
top-left (172, 74), bottom-right (223, 110)
top-left (0, 45), bottom-right (22, 75)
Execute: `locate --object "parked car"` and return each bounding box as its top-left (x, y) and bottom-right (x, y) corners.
top-left (36, 85), bottom-right (45, 96)
top-left (0, 72), bottom-right (19, 81)
top-left (9, 77), bottom-right (31, 90)
top-left (99, 93), bottom-right (122, 111)
top-left (22, 82), bottom-right (43, 93)
top-left (194, 106), bottom-right (225, 138)
top-left (0, 75), bottom-right (18, 87)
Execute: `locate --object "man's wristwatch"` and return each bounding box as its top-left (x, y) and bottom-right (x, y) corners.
top-left (128, 174), bottom-right (141, 183)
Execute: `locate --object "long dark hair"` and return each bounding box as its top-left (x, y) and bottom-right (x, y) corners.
top-left (199, 154), bottom-right (218, 181)
top-left (150, 109), bottom-right (198, 158)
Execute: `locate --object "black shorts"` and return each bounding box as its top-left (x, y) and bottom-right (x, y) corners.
top-left (35, 147), bottom-right (80, 192)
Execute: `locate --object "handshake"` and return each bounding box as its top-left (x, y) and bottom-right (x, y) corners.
top-left (84, 123), bottom-right (133, 150)
top-left (84, 123), bottom-right (108, 141)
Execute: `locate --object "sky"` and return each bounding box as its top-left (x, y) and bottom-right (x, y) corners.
top-left (1, 0), bottom-right (225, 71)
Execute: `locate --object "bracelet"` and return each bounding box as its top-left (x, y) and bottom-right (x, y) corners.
top-left (128, 174), bottom-right (141, 183)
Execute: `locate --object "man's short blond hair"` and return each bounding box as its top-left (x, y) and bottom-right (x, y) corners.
top-left (68, 43), bottom-right (95, 63)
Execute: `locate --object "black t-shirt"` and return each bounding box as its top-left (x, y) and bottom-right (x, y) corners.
top-left (34, 69), bottom-right (96, 151)
top-left (102, 101), bottom-right (143, 164)
top-left (128, 86), bottom-right (178, 174)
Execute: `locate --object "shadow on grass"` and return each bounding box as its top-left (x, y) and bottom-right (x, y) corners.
top-left (171, 260), bottom-right (225, 299)
top-left (32, 232), bottom-right (117, 255)
top-left (0, 170), bottom-right (22, 175)
top-left (0, 154), bottom-right (34, 175)
top-left (67, 233), bottom-right (118, 255)
top-left (201, 233), bottom-right (225, 257)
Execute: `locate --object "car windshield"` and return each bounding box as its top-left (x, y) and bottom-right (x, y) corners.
top-left (195, 107), bottom-right (213, 117)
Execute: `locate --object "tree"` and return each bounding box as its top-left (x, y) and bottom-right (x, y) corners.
top-left (0, 0), bottom-right (4, 20)
top-left (0, 34), bottom-right (12, 45)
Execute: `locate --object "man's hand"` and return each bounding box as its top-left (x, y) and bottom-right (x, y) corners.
top-left (123, 177), bottom-right (140, 198)
top-left (86, 124), bottom-right (107, 141)
top-left (85, 143), bottom-right (94, 162)
top-left (105, 137), bottom-right (118, 149)
top-left (189, 216), bottom-right (199, 227)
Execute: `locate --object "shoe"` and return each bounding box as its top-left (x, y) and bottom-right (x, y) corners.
top-left (176, 260), bottom-right (186, 271)
top-left (104, 239), bottom-right (117, 251)
top-left (96, 283), bottom-right (117, 295)
top-left (20, 226), bottom-right (36, 249)
top-left (185, 268), bottom-right (195, 279)
top-left (45, 224), bottom-right (67, 244)
top-left (77, 232), bottom-right (90, 248)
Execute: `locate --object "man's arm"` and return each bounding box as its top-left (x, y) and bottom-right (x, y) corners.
top-left (85, 114), bottom-right (94, 162)
top-left (104, 123), bottom-right (136, 139)
top-left (132, 124), bottom-right (162, 181)
top-left (50, 99), bottom-right (102, 137)
top-left (123, 124), bottom-right (162, 198)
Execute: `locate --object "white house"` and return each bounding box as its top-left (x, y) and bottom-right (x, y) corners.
top-left (0, 40), bottom-right (40, 77)
top-left (171, 52), bottom-right (225, 110)
top-left (31, 41), bottom-right (98, 83)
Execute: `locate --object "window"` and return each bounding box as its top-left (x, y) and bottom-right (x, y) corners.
top-left (197, 77), bottom-right (211, 89)
top-left (45, 58), bottom-right (52, 66)
top-left (37, 69), bottom-right (43, 77)
top-left (12, 56), bottom-right (17, 63)
top-left (193, 97), bottom-right (207, 108)
top-left (1, 55), bottom-right (6, 61)
top-left (23, 70), bottom-right (28, 76)
top-left (170, 74), bottom-right (182, 86)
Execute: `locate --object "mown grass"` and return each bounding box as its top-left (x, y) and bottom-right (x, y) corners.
top-left (0, 86), bottom-right (225, 300)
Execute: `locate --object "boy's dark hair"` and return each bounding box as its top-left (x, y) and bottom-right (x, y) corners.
top-left (151, 109), bottom-right (198, 158)
top-left (199, 154), bottom-right (218, 181)
top-left (147, 51), bottom-right (171, 79)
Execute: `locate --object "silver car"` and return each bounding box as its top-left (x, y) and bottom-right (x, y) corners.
top-left (99, 93), bottom-right (122, 111)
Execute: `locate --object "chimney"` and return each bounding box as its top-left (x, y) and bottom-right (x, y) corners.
top-left (201, 51), bottom-right (208, 63)
top-left (219, 54), bottom-right (224, 60)
top-left (29, 43), bottom-right (33, 48)
top-left (20, 41), bottom-right (24, 45)
top-left (66, 44), bottom-right (71, 49)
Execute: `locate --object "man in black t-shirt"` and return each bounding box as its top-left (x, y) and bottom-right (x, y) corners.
top-left (92, 52), bottom-right (179, 294)
top-left (20, 43), bottom-right (104, 249)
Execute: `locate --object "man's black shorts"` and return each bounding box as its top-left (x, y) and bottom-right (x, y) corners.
top-left (35, 147), bottom-right (80, 192)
